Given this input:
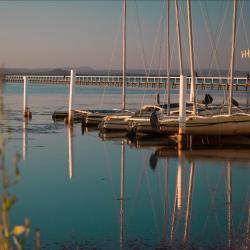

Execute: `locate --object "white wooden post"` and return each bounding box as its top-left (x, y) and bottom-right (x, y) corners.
top-left (68, 69), bottom-right (76, 124)
top-left (23, 76), bottom-right (27, 115)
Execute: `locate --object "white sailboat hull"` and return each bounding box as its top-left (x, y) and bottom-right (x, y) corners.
top-left (160, 113), bottom-right (250, 136)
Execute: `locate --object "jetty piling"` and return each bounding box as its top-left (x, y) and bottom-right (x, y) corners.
top-left (68, 69), bottom-right (76, 125)
top-left (156, 93), bottom-right (160, 105)
top-left (23, 76), bottom-right (27, 115)
top-left (23, 76), bottom-right (32, 118)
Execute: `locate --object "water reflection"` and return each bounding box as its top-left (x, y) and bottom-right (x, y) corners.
top-left (170, 150), bottom-right (193, 244)
top-left (170, 150), bottom-right (184, 242)
top-left (226, 161), bottom-right (232, 249)
top-left (114, 136), bottom-right (250, 249)
top-left (22, 118), bottom-right (28, 161)
top-left (67, 125), bottom-right (74, 180)
top-left (35, 228), bottom-right (41, 250)
top-left (183, 160), bottom-right (194, 243)
top-left (120, 141), bottom-right (125, 249)
top-left (1, 80), bottom-right (250, 249)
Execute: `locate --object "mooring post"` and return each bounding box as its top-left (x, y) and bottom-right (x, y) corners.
top-left (178, 75), bottom-right (187, 149)
top-left (23, 76), bottom-right (27, 116)
top-left (68, 69), bottom-right (76, 124)
top-left (247, 91), bottom-right (250, 107)
top-left (23, 76), bottom-right (32, 119)
top-left (156, 93), bottom-right (160, 105)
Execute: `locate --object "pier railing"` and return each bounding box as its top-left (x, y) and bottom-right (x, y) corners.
top-left (5, 74), bottom-right (250, 91)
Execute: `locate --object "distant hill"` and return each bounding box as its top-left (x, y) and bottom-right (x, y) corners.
top-left (3, 67), bottom-right (249, 77)
top-left (4, 66), bottom-right (96, 75)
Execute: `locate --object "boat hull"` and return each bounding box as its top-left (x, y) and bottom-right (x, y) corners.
top-left (136, 114), bottom-right (250, 136)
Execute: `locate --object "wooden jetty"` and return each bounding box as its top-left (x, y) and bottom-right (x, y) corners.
top-left (5, 74), bottom-right (250, 91)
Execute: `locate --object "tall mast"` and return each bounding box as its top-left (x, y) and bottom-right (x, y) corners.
top-left (122, 0), bottom-right (126, 110)
top-left (187, 0), bottom-right (197, 115)
top-left (228, 0), bottom-right (237, 115)
top-left (175, 0), bottom-right (183, 76)
top-left (175, 0), bottom-right (187, 145)
top-left (167, 0), bottom-right (171, 116)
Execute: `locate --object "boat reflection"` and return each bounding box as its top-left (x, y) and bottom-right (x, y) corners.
top-left (125, 136), bottom-right (250, 248)
top-left (226, 161), bottom-right (232, 249)
top-left (151, 147), bottom-right (250, 162)
top-left (183, 159), bottom-right (194, 243)
top-left (170, 150), bottom-right (188, 243)
top-left (120, 141), bottom-right (125, 249)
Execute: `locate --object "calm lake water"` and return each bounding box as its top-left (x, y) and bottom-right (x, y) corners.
top-left (1, 83), bottom-right (250, 249)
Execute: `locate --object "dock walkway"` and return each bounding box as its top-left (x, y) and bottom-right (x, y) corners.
top-left (5, 74), bottom-right (250, 91)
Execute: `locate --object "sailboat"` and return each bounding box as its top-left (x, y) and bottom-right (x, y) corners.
top-left (130, 0), bottom-right (250, 139)
top-left (99, 0), bottom-right (183, 133)
top-left (53, 0), bottom-right (133, 125)
top-left (118, 0), bottom-right (188, 137)
top-left (82, 0), bottom-right (137, 127)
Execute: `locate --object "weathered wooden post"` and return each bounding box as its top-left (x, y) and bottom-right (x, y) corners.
top-left (23, 76), bottom-right (32, 118)
top-left (68, 69), bottom-right (76, 124)
top-left (23, 76), bottom-right (27, 114)
top-left (155, 93), bottom-right (160, 105)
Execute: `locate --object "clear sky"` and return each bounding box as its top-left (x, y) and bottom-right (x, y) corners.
top-left (0, 0), bottom-right (249, 72)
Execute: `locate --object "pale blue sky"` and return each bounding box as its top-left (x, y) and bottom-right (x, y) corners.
top-left (0, 0), bottom-right (249, 72)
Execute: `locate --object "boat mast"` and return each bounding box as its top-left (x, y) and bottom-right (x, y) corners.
top-left (187, 0), bottom-right (197, 115)
top-left (167, 0), bottom-right (171, 116)
top-left (122, 0), bottom-right (126, 110)
top-left (175, 0), bottom-right (183, 76)
top-left (175, 0), bottom-right (187, 146)
top-left (228, 0), bottom-right (238, 115)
